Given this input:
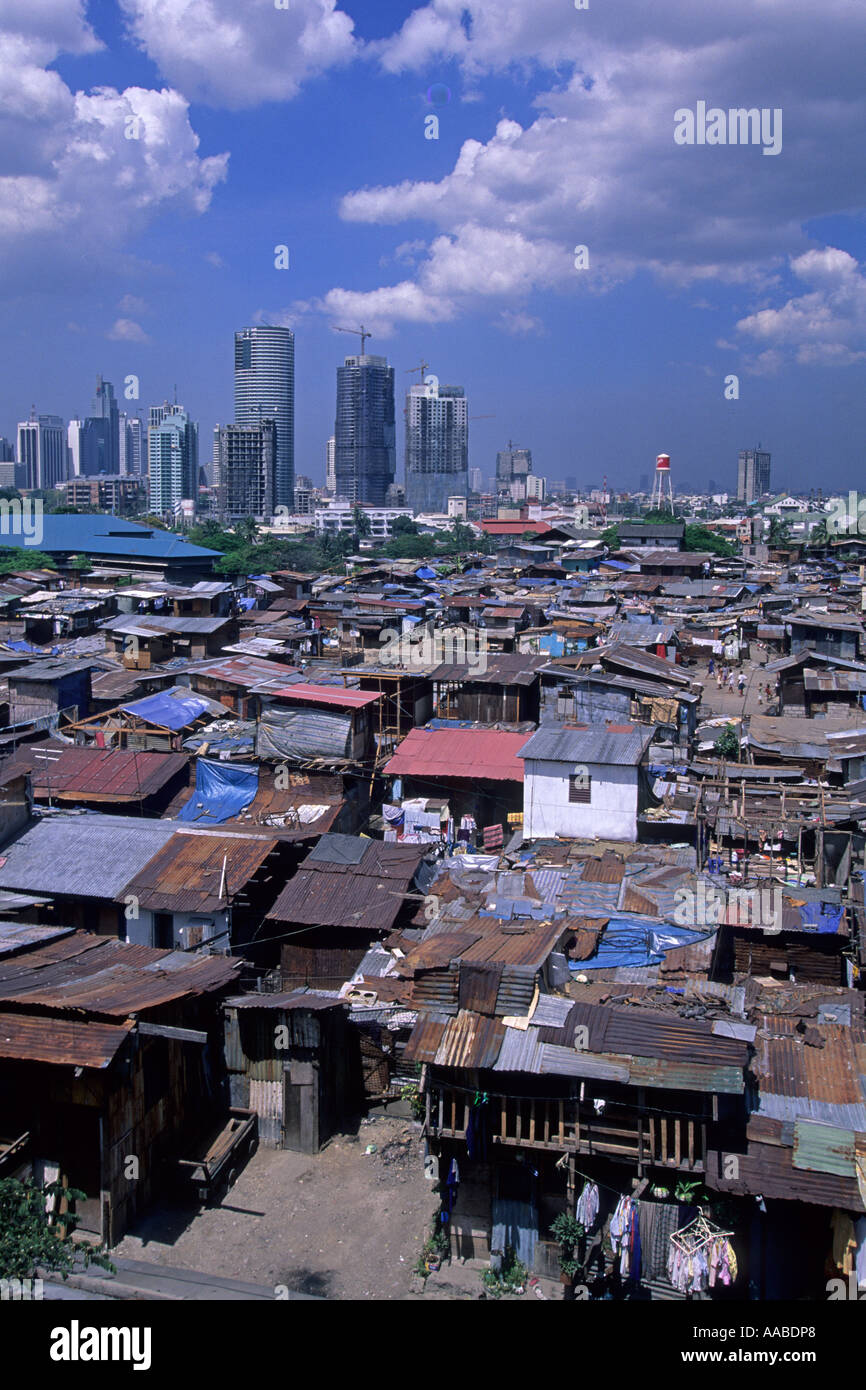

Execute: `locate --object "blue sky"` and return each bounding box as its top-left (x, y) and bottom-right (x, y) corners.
top-left (1, 0), bottom-right (864, 493)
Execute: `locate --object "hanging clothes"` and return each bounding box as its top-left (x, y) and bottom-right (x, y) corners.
top-left (575, 1180), bottom-right (600, 1233)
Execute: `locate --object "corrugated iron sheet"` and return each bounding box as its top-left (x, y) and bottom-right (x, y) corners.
top-left (792, 1118), bottom-right (856, 1177)
top-left (403, 1011), bottom-right (450, 1063)
top-left (494, 1025), bottom-right (544, 1073)
top-left (539, 1043), bottom-right (630, 1081)
top-left (120, 832), bottom-right (279, 913)
top-left (433, 1010), bottom-right (505, 1069)
top-left (383, 727), bottom-right (531, 782)
top-left (249, 1077), bottom-right (283, 1147)
top-left (0, 1010), bottom-right (132, 1068)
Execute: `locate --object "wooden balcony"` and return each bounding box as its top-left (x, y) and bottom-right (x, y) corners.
top-left (428, 1088), bottom-right (705, 1172)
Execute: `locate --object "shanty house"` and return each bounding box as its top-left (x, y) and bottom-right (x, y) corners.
top-left (519, 724), bottom-right (656, 842)
top-left (223, 992), bottom-right (352, 1153)
top-left (0, 924), bottom-right (242, 1244)
top-left (270, 833), bottom-right (431, 990)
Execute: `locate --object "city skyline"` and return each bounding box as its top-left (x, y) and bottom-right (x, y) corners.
top-left (0, 1), bottom-right (862, 495)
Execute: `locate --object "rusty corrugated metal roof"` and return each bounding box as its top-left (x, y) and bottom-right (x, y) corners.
top-left (0, 932), bottom-right (242, 1016)
top-left (433, 1009), bottom-right (505, 1069)
top-left (119, 831), bottom-right (279, 913)
top-left (0, 1011), bottom-right (133, 1068)
top-left (403, 1010), bottom-right (450, 1063)
top-left (9, 747), bottom-right (188, 801)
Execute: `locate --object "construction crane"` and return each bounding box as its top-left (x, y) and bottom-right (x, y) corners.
top-left (332, 323), bottom-right (372, 354)
top-left (404, 360), bottom-right (430, 383)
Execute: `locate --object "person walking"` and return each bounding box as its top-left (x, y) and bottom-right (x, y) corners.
top-left (708, 657), bottom-right (715, 676)
top-left (738, 673), bottom-right (746, 695)
top-left (728, 671), bottom-right (736, 692)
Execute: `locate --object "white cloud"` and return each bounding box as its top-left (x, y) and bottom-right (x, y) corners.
top-left (119, 0), bottom-right (357, 108)
top-left (205, 250), bottom-right (226, 268)
top-left (107, 318), bottom-right (150, 342)
top-left (315, 0), bottom-right (866, 331)
top-left (118, 294), bottom-right (149, 315)
top-left (735, 248), bottom-right (866, 368)
top-left (0, 6), bottom-right (229, 282)
top-left (498, 309), bottom-right (545, 335)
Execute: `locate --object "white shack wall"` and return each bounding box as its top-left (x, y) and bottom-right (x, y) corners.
top-left (523, 759), bottom-right (639, 841)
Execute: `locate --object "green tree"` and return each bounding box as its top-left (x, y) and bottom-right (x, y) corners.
top-left (682, 524), bottom-right (736, 558)
top-left (391, 514), bottom-right (419, 536)
top-left (600, 524), bottom-right (619, 549)
top-left (768, 517), bottom-right (793, 548)
top-left (234, 516), bottom-right (259, 546)
top-left (0, 1177), bottom-right (115, 1281)
top-left (0, 548), bottom-right (57, 575)
top-left (714, 724), bottom-right (740, 760)
top-left (352, 506), bottom-right (372, 543)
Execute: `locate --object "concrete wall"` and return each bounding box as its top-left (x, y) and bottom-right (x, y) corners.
top-left (523, 759), bottom-right (639, 841)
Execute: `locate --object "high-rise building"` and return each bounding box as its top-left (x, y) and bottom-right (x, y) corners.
top-left (147, 408), bottom-right (198, 516)
top-left (234, 326), bottom-right (294, 509)
top-left (496, 446), bottom-right (532, 490)
top-left (325, 436), bottom-right (336, 493)
top-left (0, 436), bottom-right (13, 463)
top-left (737, 448), bottom-right (771, 504)
top-left (81, 376), bottom-right (120, 475)
top-left (67, 420), bottom-right (82, 477)
top-left (17, 413), bottom-right (66, 489)
top-left (127, 416), bottom-right (145, 477)
top-left (469, 467), bottom-right (483, 494)
top-left (334, 354), bottom-right (395, 506)
top-left (405, 379), bottom-right (468, 515)
top-left (214, 421), bottom-right (276, 521)
top-left (0, 435), bottom-right (16, 489)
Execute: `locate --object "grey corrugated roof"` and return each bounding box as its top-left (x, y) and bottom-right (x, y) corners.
top-left (494, 1025), bottom-right (543, 1073)
top-left (539, 1043), bottom-right (631, 1081)
top-left (518, 724), bottom-right (655, 766)
top-left (530, 994), bottom-right (575, 1029)
top-left (0, 815), bottom-right (177, 900)
top-left (756, 1093), bottom-right (866, 1130)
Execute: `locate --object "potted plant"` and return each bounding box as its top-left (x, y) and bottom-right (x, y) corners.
top-left (550, 1213), bottom-right (585, 1298)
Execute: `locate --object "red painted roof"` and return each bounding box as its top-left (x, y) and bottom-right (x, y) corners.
top-left (383, 727), bottom-right (532, 781)
top-left (478, 520), bottom-right (552, 535)
top-left (270, 683), bottom-right (382, 709)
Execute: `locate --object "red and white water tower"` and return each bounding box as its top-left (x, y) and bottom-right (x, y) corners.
top-left (649, 452), bottom-right (674, 513)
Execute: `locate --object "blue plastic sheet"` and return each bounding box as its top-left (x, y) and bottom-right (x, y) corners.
top-left (177, 758), bottom-right (258, 824)
top-left (569, 916), bottom-right (714, 971)
top-left (122, 690), bottom-right (212, 730)
top-left (798, 901), bottom-right (845, 934)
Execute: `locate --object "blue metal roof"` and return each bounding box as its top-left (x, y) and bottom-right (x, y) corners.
top-left (7, 516), bottom-right (220, 561)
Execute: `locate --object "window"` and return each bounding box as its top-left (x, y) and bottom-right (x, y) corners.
top-left (569, 773), bottom-right (592, 804)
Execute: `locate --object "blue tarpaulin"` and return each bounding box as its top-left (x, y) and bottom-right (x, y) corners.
top-left (177, 758), bottom-right (258, 824)
top-left (798, 901), bottom-right (845, 934)
top-left (569, 917), bottom-right (714, 971)
top-left (122, 690), bottom-right (213, 730)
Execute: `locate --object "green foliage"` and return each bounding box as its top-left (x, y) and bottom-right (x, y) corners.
top-left (0, 547), bottom-right (57, 575)
top-left (382, 533), bottom-right (436, 560)
top-left (481, 1247), bottom-right (529, 1298)
top-left (714, 723), bottom-right (740, 760)
top-left (768, 517), bottom-right (793, 548)
top-left (391, 514), bottom-right (419, 536)
top-left (70, 554), bottom-right (92, 573)
top-left (352, 506), bottom-right (372, 539)
top-left (674, 1179), bottom-right (705, 1205)
top-left (140, 514), bottom-right (171, 531)
top-left (399, 1082), bottom-right (425, 1121)
top-left (0, 1178), bottom-right (115, 1281)
top-left (600, 524), bottom-right (619, 550)
top-left (415, 1222), bottom-right (450, 1278)
top-left (550, 1213), bottom-right (585, 1248)
top-left (682, 523), bottom-right (736, 557)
